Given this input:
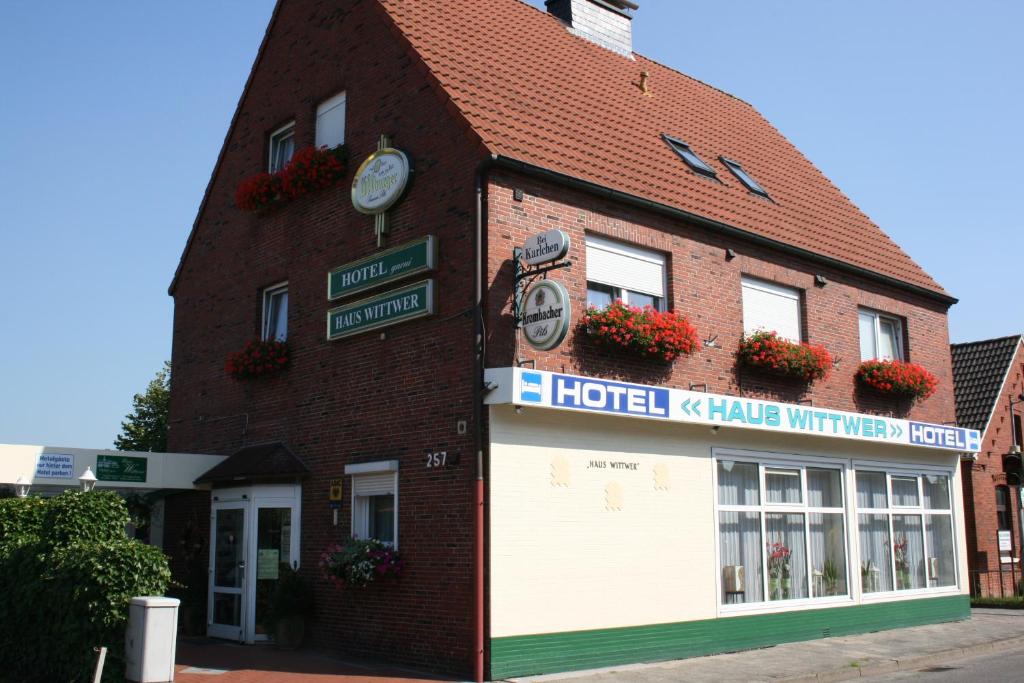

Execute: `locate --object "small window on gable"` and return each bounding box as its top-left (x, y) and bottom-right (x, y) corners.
top-left (662, 135), bottom-right (716, 177)
top-left (262, 282), bottom-right (288, 342)
top-left (858, 309), bottom-right (904, 361)
top-left (721, 157), bottom-right (769, 197)
top-left (315, 92), bottom-right (346, 149)
top-left (346, 461), bottom-right (398, 547)
top-left (741, 276), bottom-right (801, 342)
top-left (586, 235), bottom-right (666, 311)
top-left (268, 121), bottom-right (295, 173)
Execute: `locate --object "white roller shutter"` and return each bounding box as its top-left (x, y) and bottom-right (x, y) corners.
top-left (351, 472), bottom-right (396, 497)
top-left (315, 92), bottom-right (347, 148)
top-left (741, 276), bottom-right (801, 342)
top-left (586, 235), bottom-right (665, 297)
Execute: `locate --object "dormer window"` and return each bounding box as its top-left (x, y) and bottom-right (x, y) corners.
top-left (721, 157), bottom-right (769, 197)
top-left (268, 121), bottom-right (295, 173)
top-left (663, 135), bottom-right (716, 177)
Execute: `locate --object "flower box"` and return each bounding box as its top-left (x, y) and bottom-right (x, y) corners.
top-left (855, 359), bottom-right (937, 403)
top-left (581, 301), bottom-right (700, 362)
top-left (736, 330), bottom-right (832, 383)
top-left (225, 339), bottom-right (289, 380)
top-left (320, 538), bottom-right (403, 588)
top-left (235, 144), bottom-right (348, 213)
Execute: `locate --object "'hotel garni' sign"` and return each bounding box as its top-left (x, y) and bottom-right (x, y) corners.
top-left (328, 235), bottom-right (437, 300)
top-left (327, 279), bottom-right (435, 340)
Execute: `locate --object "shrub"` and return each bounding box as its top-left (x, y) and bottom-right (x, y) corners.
top-left (855, 359), bottom-right (937, 402)
top-left (320, 538), bottom-right (403, 588)
top-left (736, 330), bottom-right (832, 383)
top-left (581, 301), bottom-right (700, 362)
top-left (0, 492), bottom-right (171, 682)
top-left (225, 339), bottom-right (290, 380)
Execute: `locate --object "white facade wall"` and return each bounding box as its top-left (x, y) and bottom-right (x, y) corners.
top-left (489, 405), bottom-right (968, 638)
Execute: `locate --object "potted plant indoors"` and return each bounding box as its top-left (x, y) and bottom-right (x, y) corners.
top-left (266, 565), bottom-right (314, 649)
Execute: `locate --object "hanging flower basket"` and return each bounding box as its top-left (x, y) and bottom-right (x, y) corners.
top-left (736, 330), bottom-right (832, 383)
top-left (320, 538), bottom-right (403, 589)
top-left (235, 144), bottom-right (348, 212)
top-left (855, 359), bottom-right (937, 403)
top-left (581, 301), bottom-right (700, 362)
top-left (225, 339), bottom-right (289, 380)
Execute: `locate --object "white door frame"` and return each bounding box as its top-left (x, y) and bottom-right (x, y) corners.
top-left (208, 483), bottom-right (302, 643)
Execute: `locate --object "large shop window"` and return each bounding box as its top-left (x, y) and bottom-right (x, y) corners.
top-left (315, 92), bottom-right (346, 149)
top-left (346, 461), bottom-right (398, 547)
top-left (858, 309), bottom-right (904, 361)
top-left (716, 458), bottom-right (849, 607)
top-left (261, 283), bottom-right (288, 342)
top-left (856, 470), bottom-right (956, 593)
top-left (585, 235), bottom-right (666, 311)
top-left (741, 277), bottom-right (802, 342)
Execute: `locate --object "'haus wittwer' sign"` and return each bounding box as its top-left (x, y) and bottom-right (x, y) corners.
top-left (327, 279), bottom-right (435, 340)
top-left (328, 235), bottom-right (436, 300)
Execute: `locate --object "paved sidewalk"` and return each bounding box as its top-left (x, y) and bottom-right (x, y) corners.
top-left (510, 609), bottom-right (1024, 683)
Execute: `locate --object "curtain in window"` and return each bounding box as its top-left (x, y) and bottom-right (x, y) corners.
top-left (893, 515), bottom-right (926, 590)
top-left (718, 461), bottom-right (759, 505)
top-left (858, 514), bottom-right (892, 593)
top-left (878, 318), bottom-right (899, 360)
top-left (809, 513), bottom-right (847, 597)
top-left (766, 469), bottom-right (801, 504)
top-left (891, 477), bottom-right (919, 507)
top-left (807, 468), bottom-right (842, 508)
top-left (856, 471), bottom-right (888, 508)
top-left (765, 513), bottom-right (807, 600)
top-left (719, 511), bottom-right (763, 604)
top-left (923, 475), bottom-right (950, 510)
top-left (925, 515), bottom-right (956, 587)
top-left (265, 291), bottom-right (288, 341)
top-left (858, 311), bottom-right (877, 361)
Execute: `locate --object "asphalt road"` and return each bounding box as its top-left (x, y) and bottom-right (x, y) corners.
top-left (864, 647), bottom-right (1024, 682)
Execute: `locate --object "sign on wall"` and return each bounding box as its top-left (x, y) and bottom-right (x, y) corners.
top-left (486, 367), bottom-right (982, 453)
top-left (328, 235), bottom-right (436, 300)
top-left (521, 280), bottom-right (571, 351)
top-left (999, 530), bottom-right (1013, 552)
top-left (522, 229), bottom-right (570, 267)
top-left (96, 454), bottom-right (148, 483)
top-left (351, 148), bottom-right (412, 215)
top-left (327, 279), bottom-right (435, 340)
top-left (35, 453), bottom-right (74, 479)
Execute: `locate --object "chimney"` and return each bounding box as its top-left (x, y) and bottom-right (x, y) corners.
top-left (546, 0), bottom-right (638, 58)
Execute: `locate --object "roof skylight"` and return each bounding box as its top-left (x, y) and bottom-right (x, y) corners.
top-left (721, 157), bottom-right (769, 197)
top-left (662, 135), bottom-right (716, 177)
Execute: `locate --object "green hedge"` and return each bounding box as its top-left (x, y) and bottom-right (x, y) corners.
top-left (971, 596), bottom-right (1024, 609)
top-left (0, 492), bottom-right (171, 682)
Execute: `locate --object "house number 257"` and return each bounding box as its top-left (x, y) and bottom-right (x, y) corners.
top-left (426, 451), bottom-right (449, 468)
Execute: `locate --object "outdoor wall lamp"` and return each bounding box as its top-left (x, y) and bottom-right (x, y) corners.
top-left (14, 475), bottom-right (30, 498)
top-left (78, 467), bottom-right (97, 492)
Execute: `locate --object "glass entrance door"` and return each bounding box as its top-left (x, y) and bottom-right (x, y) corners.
top-left (252, 506), bottom-right (294, 640)
top-left (208, 503), bottom-right (247, 641)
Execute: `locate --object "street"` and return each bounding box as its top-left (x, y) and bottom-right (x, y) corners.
top-left (865, 647), bottom-right (1024, 682)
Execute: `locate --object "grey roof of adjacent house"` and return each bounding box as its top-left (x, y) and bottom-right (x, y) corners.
top-left (950, 335), bottom-right (1023, 433)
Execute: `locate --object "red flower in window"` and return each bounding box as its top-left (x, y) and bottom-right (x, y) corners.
top-left (736, 330), bottom-right (832, 383)
top-left (855, 359), bottom-right (937, 403)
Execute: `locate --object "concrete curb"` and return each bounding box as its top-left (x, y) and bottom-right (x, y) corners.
top-left (776, 633), bottom-right (1024, 682)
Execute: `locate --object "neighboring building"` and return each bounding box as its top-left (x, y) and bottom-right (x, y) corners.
top-left (951, 335), bottom-right (1024, 597)
top-left (165, 0), bottom-right (979, 679)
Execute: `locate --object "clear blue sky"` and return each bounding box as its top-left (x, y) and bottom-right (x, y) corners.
top-left (0, 1), bottom-right (1020, 448)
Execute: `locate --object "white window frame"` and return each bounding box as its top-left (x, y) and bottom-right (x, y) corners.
top-left (345, 460), bottom-right (399, 548)
top-left (713, 449), bottom-right (853, 616)
top-left (853, 462), bottom-right (959, 602)
top-left (858, 308), bottom-right (904, 361)
top-left (585, 235), bottom-right (668, 311)
top-left (268, 121), bottom-right (296, 173)
top-left (261, 282), bottom-right (288, 342)
top-left (741, 276), bottom-right (802, 343)
top-left (315, 92), bottom-right (346, 149)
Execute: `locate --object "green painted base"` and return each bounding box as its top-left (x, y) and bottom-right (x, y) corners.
top-left (490, 595), bottom-right (969, 679)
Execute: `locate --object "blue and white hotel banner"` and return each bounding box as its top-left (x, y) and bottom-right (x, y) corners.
top-left (483, 367), bottom-right (981, 453)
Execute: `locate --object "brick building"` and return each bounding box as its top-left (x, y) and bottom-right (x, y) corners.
top-left (951, 335), bottom-right (1024, 597)
top-left (165, 0), bottom-right (980, 679)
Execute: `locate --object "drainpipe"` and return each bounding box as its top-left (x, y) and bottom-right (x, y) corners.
top-left (473, 155), bottom-right (496, 683)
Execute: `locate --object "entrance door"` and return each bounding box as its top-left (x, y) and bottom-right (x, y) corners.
top-left (208, 502), bottom-right (247, 641)
top-left (208, 485), bottom-right (301, 643)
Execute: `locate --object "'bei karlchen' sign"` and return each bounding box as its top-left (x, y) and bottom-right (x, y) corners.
top-left (522, 229), bottom-right (570, 266)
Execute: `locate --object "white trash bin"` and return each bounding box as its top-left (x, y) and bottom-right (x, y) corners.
top-left (125, 596), bottom-right (180, 683)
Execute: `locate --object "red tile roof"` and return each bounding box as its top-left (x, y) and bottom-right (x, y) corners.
top-left (379, 0), bottom-right (947, 297)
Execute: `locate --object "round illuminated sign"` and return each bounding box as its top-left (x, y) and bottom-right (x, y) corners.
top-left (351, 148), bottom-right (412, 215)
top-left (522, 280), bottom-right (571, 351)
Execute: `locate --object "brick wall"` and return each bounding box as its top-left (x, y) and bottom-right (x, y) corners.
top-left (484, 170), bottom-right (957, 426)
top-left (962, 343), bottom-right (1024, 595)
top-left (168, 0), bottom-right (483, 674)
